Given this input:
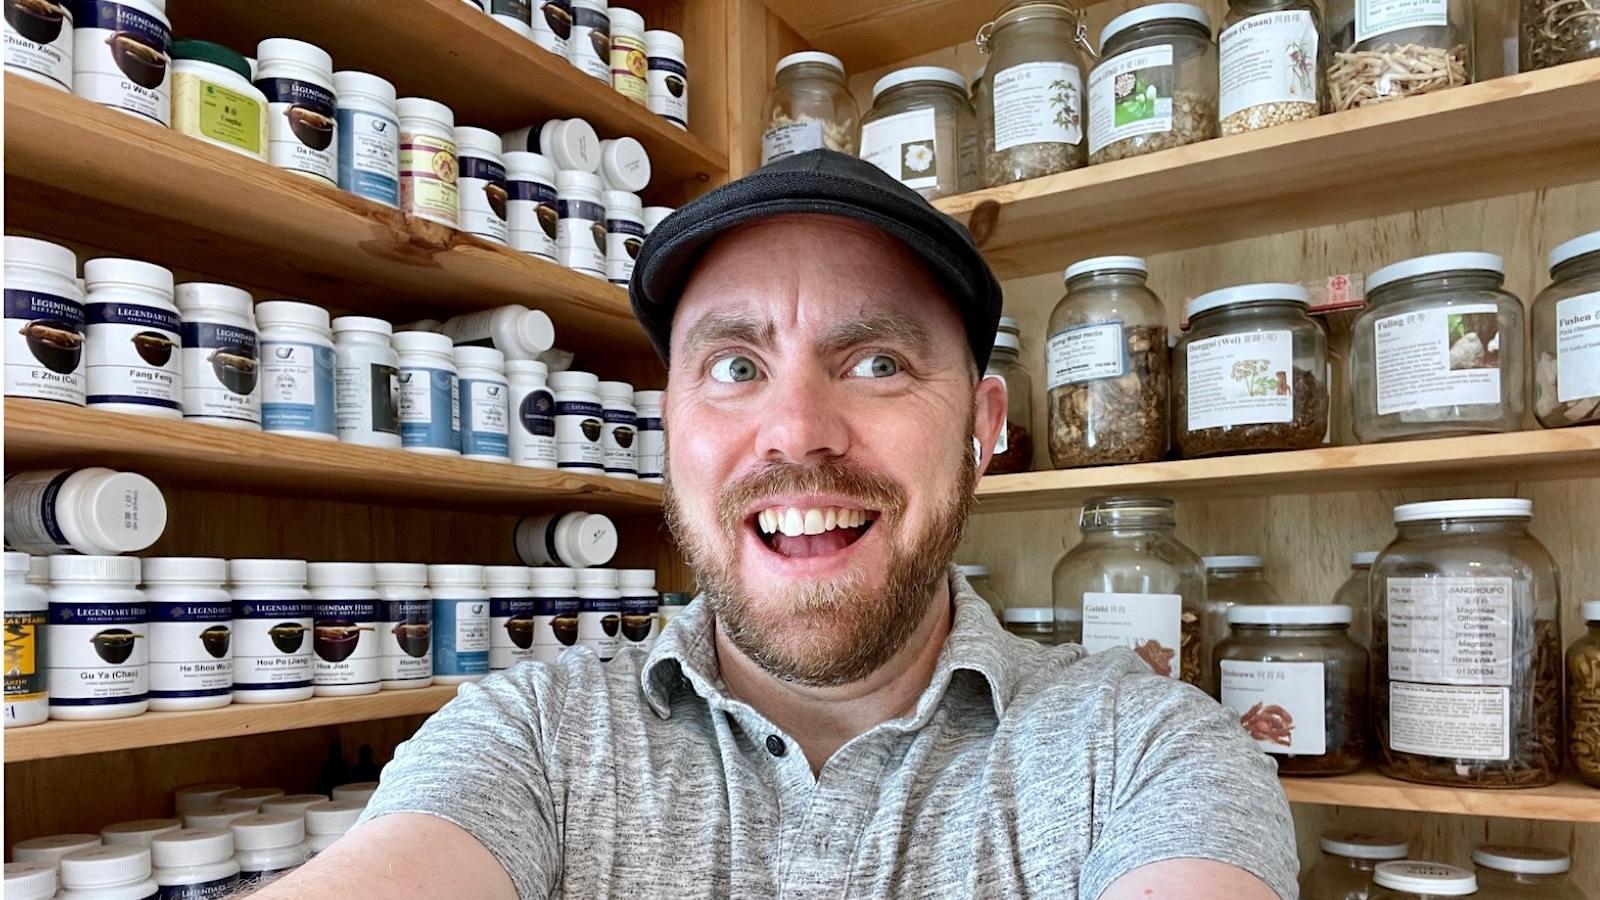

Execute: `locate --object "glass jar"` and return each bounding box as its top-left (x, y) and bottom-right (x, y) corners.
top-left (1175, 283), bottom-right (1328, 458)
top-left (1087, 4), bottom-right (1217, 165)
top-left (1003, 608), bottom-right (1055, 644)
top-left (1045, 256), bottom-right (1170, 468)
top-left (1532, 230), bottom-right (1600, 429)
top-left (1325, 0), bottom-right (1472, 112)
top-left (860, 66), bottom-right (978, 200)
top-left (1333, 550), bottom-right (1379, 650)
top-left (976, 0), bottom-right (1093, 186)
top-left (986, 327), bottom-right (1034, 474)
top-left (1370, 862), bottom-right (1479, 899)
top-left (760, 52), bottom-right (860, 165)
top-left (956, 564), bottom-right (1005, 618)
top-left (1373, 499), bottom-right (1561, 788)
top-left (1219, 0), bottom-right (1328, 135)
top-left (1472, 845), bottom-right (1585, 900)
top-left (1350, 253), bottom-right (1525, 443)
top-left (1217, 605), bottom-right (1367, 775)
top-left (1199, 555), bottom-right (1282, 696)
top-left (1301, 831), bottom-right (1409, 900)
top-left (1568, 601), bottom-right (1600, 787)
top-left (1052, 496), bottom-right (1204, 685)
top-left (1521, 0), bottom-right (1600, 71)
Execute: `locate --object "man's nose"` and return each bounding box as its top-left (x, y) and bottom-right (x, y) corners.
top-left (753, 367), bottom-right (850, 464)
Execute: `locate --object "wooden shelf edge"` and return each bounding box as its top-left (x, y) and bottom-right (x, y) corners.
top-left (1282, 771), bottom-right (1600, 823)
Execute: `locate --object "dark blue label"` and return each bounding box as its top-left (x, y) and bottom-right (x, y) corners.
top-left (460, 157), bottom-right (505, 183)
top-left (52, 693), bottom-right (149, 707)
top-left (182, 321), bottom-right (258, 354)
top-left (556, 400), bottom-right (601, 416)
top-left (35, 469), bottom-right (72, 548)
top-left (255, 77), bottom-right (335, 117)
top-left (638, 416), bottom-right (662, 430)
top-left (602, 408), bottom-right (636, 425)
top-left (159, 874), bottom-right (239, 898)
top-left (508, 180), bottom-right (557, 203)
top-left (535, 596), bottom-right (580, 616)
top-left (86, 302), bottom-right (180, 331)
top-left (49, 602), bottom-right (147, 625)
top-left (621, 594), bottom-right (658, 615)
top-left (573, 4), bottom-right (608, 32)
top-left (237, 867), bottom-right (294, 887)
top-left (649, 57), bottom-right (687, 76)
top-left (314, 599), bottom-right (379, 621)
top-left (492, 0), bottom-right (530, 20)
top-left (580, 597), bottom-right (620, 614)
top-left (150, 602), bottom-right (232, 622)
top-left (433, 598), bottom-right (488, 676)
top-left (557, 199), bottom-right (604, 221)
top-left (72, 1), bottom-right (170, 49)
top-left (5, 289), bottom-right (84, 326)
top-left (380, 599), bottom-right (430, 622)
top-left (491, 597), bottom-right (537, 617)
top-left (518, 388), bottom-right (555, 436)
top-left (234, 600), bottom-right (314, 619)
top-left (606, 219), bottom-right (646, 237)
top-left (86, 393), bottom-right (181, 409)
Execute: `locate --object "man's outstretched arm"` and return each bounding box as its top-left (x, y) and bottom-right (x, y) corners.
top-left (247, 813), bottom-right (516, 900)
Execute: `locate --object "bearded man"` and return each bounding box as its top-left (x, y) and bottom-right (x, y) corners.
top-left (252, 151), bottom-right (1298, 899)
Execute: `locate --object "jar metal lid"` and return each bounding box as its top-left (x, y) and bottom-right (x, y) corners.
top-left (872, 65), bottom-right (967, 100)
top-left (505, 150), bottom-right (558, 181)
top-left (618, 568), bottom-right (656, 588)
top-left (84, 257), bottom-right (175, 294)
top-left (1373, 861), bottom-right (1477, 895)
top-left (956, 564), bottom-right (991, 578)
top-left (1100, 3), bottom-right (1210, 53)
top-left (304, 800), bottom-right (365, 835)
top-left (775, 51), bottom-right (844, 76)
top-left (59, 844), bottom-right (151, 888)
top-left (1319, 831), bottom-right (1408, 860)
top-left (645, 30), bottom-right (684, 56)
top-left (331, 315), bottom-right (393, 336)
top-left (228, 814), bottom-right (304, 850)
top-left (453, 345), bottom-right (506, 370)
top-left (576, 567), bottom-right (618, 588)
top-left (1003, 607), bottom-right (1053, 623)
top-left (1549, 229), bottom-right (1600, 272)
top-left (4, 236), bottom-right (77, 275)
top-left (661, 592), bottom-right (693, 606)
top-left (392, 330), bottom-right (454, 355)
top-left (172, 39), bottom-right (251, 81)
top-left (229, 558), bottom-right (308, 584)
top-left (50, 554), bottom-right (140, 584)
top-left (306, 562), bottom-right (377, 588)
top-left (455, 125), bottom-right (503, 158)
top-left (1064, 255), bottom-right (1147, 282)
top-left (484, 565), bottom-right (532, 589)
top-left (142, 556), bottom-right (228, 584)
top-left (332, 70), bottom-right (396, 106)
top-left (1227, 604), bottom-right (1351, 626)
top-left (373, 562), bottom-right (428, 585)
top-left (255, 299), bottom-right (331, 332)
top-left (1203, 555), bottom-right (1262, 570)
top-left (256, 37), bottom-right (332, 74)
top-left (396, 96), bottom-right (455, 128)
top-left (530, 566), bottom-right (577, 588)
top-left (1080, 495), bottom-right (1174, 521)
top-left (1472, 844), bottom-right (1570, 875)
top-left (1186, 282), bottom-right (1309, 318)
top-left (428, 563), bottom-right (485, 586)
top-left (1351, 551), bottom-right (1379, 567)
top-left (150, 828), bottom-right (234, 868)
top-left (1585, 600), bottom-right (1600, 622)
top-left (1367, 252), bottom-right (1505, 292)
top-left (3, 862), bottom-right (55, 900)
top-left (1393, 498), bottom-right (1531, 523)
top-left (175, 283), bottom-right (254, 316)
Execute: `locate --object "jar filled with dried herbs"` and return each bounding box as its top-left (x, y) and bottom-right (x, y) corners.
top-left (1087, 4), bottom-right (1217, 165)
top-left (1219, 0), bottom-right (1328, 135)
top-left (1472, 845), bottom-right (1586, 899)
top-left (1532, 230), bottom-right (1600, 429)
top-left (976, 0), bottom-right (1094, 187)
top-left (1373, 499), bottom-right (1562, 789)
top-left (1046, 256), bottom-right (1169, 468)
top-left (760, 52), bottom-right (860, 165)
top-left (1300, 831), bottom-right (1409, 900)
top-left (1175, 283), bottom-right (1328, 458)
top-left (1217, 605), bottom-right (1367, 776)
top-left (1199, 555), bottom-right (1283, 697)
top-left (1568, 600), bottom-right (1600, 788)
top-left (1521, 0), bottom-right (1600, 71)
top-left (985, 326), bottom-right (1034, 473)
top-left (1053, 496), bottom-right (1205, 686)
top-left (859, 67), bottom-right (979, 200)
top-left (1325, 0), bottom-right (1473, 112)
top-left (1332, 550), bottom-right (1379, 650)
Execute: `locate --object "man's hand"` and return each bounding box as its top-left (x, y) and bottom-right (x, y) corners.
top-left (245, 814), bottom-right (516, 900)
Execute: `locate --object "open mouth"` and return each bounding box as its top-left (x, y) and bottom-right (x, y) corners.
top-left (750, 502), bottom-right (879, 559)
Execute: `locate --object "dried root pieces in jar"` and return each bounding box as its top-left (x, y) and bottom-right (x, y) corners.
top-left (1176, 367), bottom-right (1328, 458)
top-left (767, 111), bottom-right (856, 154)
top-left (1048, 325), bottom-right (1169, 468)
top-left (1089, 91), bottom-right (1217, 165)
top-left (983, 129), bottom-right (1086, 187)
top-left (1221, 100), bottom-right (1318, 136)
top-left (1534, 351), bottom-right (1600, 426)
top-left (1327, 43), bottom-right (1469, 111)
top-left (1571, 637), bottom-right (1600, 786)
top-left (1521, 0), bottom-right (1600, 71)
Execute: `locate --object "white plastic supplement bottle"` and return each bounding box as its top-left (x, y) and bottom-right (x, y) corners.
top-left (171, 40), bottom-right (268, 162)
top-left (260, 794), bottom-right (328, 817)
top-left (489, 0), bottom-right (532, 36)
top-left (393, 330), bottom-right (460, 455)
top-left (150, 828), bottom-right (239, 898)
top-left (182, 807), bottom-right (251, 831)
top-left (455, 346), bottom-right (510, 462)
top-left (228, 559), bottom-right (314, 704)
top-left (84, 257), bottom-right (182, 418)
top-left (230, 815), bottom-right (308, 887)
top-left (550, 370), bottom-right (604, 472)
top-left (617, 568), bottom-right (659, 653)
top-left (556, 170), bottom-right (607, 278)
top-left (4, 552), bottom-right (49, 728)
top-left (575, 568), bottom-right (620, 661)
top-left (12, 834), bottom-right (102, 867)
top-left (646, 30), bottom-right (688, 130)
top-left (539, 118), bottom-right (601, 173)
top-left (100, 819), bottom-right (180, 846)
top-left (603, 191), bottom-right (644, 286)
top-left (26, 555), bottom-right (49, 587)
top-left (397, 97), bottom-right (459, 228)
top-left (597, 379), bottom-right (638, 479)
top-left (456, 126), bottom-right (510, 245)
top-left (5, 235), bottom-right (86, 406)
top-left (529, 566), bottom-right (579, 663)
top-left (568, 0), bottom-right (610, 83)
top-left (217, 785), bottom-right (283, 809)
top-left (429, 564), bottom-right (489, 684)
top-left (73, 0), bottom-right (171, 125)
top-left (331, 316), bottom-right (401, 449)
top-left (174, 283), bottom-right (261, 430)
top-left (333, 71), bottom-right (401, 208)
top-left (505, 151), bottom-right (561, 263)
top-left (142, 557), bottom-right (233, 712)
top-left (174, 784), bottom-right (241, 816)
top-left (643, 205), bottom-right (673, 235)
top-left (307, 563), bottom-right (381, 697)
top-left (48, 555), bottom-right (147, 720)
top-left (303, 800), bottom-right (364, 856)
top-left (632, 389), bottom-right (664, 482)
top-left (3, 0), bottom-right (72, 91)
top-left (373, 562), bottom-right (432, 690)
top-left (507, 360), bottom-right (558, 469)
top-left (597, 138), bottom-right (651, 193)
top-left (4, 467), bottom-right (167, 556)
top-left (514, 511), bottom-right (618, 567)
top-left (440, 305), bottom-right (555, 360)
top-left (330, 782), bottom-right (378, 803)
top-left (255, 301), bottom-right (336, 440)
top-left (254, 38), bottom-right (337, 185)
top-left (486, 565), bottom-right (536, 671)
top-left (4, 861), bottom-right (56, 900)
top-left (608, 7), bottom-right (646, 104)
top-left (57, 844), bottom-right (159, 900)
top-left (530, 0), bottom-right (572, 57)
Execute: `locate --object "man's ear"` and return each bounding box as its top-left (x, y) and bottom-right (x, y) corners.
top-left (973, 375), bottom-right (1008, 478)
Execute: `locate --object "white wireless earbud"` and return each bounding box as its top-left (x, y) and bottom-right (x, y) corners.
top-left (972, 436), bottom-right (983, 461)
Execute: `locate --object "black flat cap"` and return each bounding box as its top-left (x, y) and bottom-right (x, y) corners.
top-left (628, 149), bottom-right (1003, 370)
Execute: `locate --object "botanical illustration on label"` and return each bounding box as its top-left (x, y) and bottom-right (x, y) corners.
top-left (74, 1), bottom-right (171, 124)
top-left (508, 178), bottom-right (559, 260)
top-left (636, 415), bottom-right (664, 479)
top-left (260, 341), bottom-right (336, 435)
top-left (1221, 659), bottom-right (1327, 755)
top-left (461, 378), bottom-right (509, 457)
top-left (606, 216), bottom-right (645, 284)
top-left (490, 595), bottom-right (538, 669)
top-left (399, 131), bottom-right (459, 226)
top-left (459, 156), bottom-right (509, 243)
top-left (148, 601), bottom-right (233, 699)
top-left (334, 360), bottom-right (399, 437)
top-left (1185, 329), bottom-right (1294, 430)
top-left (1556, 291), bottom-right (1600, 403)
top-left (648, 54), bottom-right (688, 127)
top-left (859, 107), bottom-right (939, 191)
top-left (1219, 11), bottom-right (1318, 119)
top-left (1046, 322), bottom-right (1125, 388)
top-left (533, 596), bottom-right (580, 664)
top-left (47, 601), bottom-right (149, 706)
top-left (398, 367), bottom-right (457, 450)
top-left (4, 0), bottom-right (74, 90)
top-left (578, 595), bottom-right (620, 659)
top-left (1081, 591), bottom-right (1182, 678)
top-left (557, 198), bottom-right (606, 275)
top-left (231, 599), bottom-right (313, 690)
top-left (1374, 304), bottom-right (1501, 415)
top-left (336, 106), bottom-right (399, 206)
top-left (555, 398), bottom-right (604, 469)
top-left (380, 598), bottom-right (431, 683)
top-left (1087, 44), bottom-right (1174, 155)
top-left (313, 599), bottom-right (379, 687)
top-left (181, 321), bottom-right (260, 424)
top-left (761, 120), bottom-right (824, 165)
top-left (85, 301), bottom-right (182, 411)
top-left (4, 607), bottom-right (48, 711)
top-left (174, 71), bottom-right (264, 159)
top-left (570, 3), bottom-right (610, 80)
top-left (601, 406), bottom-right (637, 474)
top-left (258, 77), bottom-right (337, 184)
top-left (993, 61), bottom-right (1083, 151)
top-left (620, 594), bottom-right (659, 648)
top-left (1389, 681), bottom-right (1509, 760)
top-left (1356, 0), bottom-right (1449, 43)
top-left (5, 288), bottom-right (85, 404)
top-left (1387, 576), bottom-right (1513, 685)
top-left (433, 598), bottom-right (489, 675)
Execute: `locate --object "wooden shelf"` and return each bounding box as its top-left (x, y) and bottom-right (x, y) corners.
top-left (3, 76), bottom-right (648, 357)
top-left (3, 400), bottom-right (662, 514)
top-left (934, 60), bottom-right (1600, 279)
top-left (1282, 770), bottom-right (1600, 823)
top-left (4, 686), bottom-right (458, 764)
top-left (975, 427), bottom-right (1600, 512)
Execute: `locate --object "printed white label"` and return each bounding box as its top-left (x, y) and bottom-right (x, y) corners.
top-left (1386, 576), bottom-right (1513, 685)
top-left (1219, 11), bottom-right (1319, 120)
top-left (1389, 681), bottom-right (1509, 760)
top-left (260, 76), bottom-right (338, 184)
top-left (85, 302), bottom-right (182, 412)
top-left (73, 2), bottom-right (172, 125)
top-left (4, 288), bottom-right (85, 405)
top-left (4, 0), bottom-right (74, 91)
top-left (233, 603), bottom-right (314, 689)
top-left (1221, 660), bottom-right (1327, 755)
top-left (1374, 304), bottom-right (1501, 415)
top-left (1185, 329), bottom-right (1294, 430)
top-left (149, 618), bottom-right (233, 697)
top-left (454, 602), bottom-right (490, 652)
top-left (181, 321), bottom-right (260, 425)
top-left (468, 380), bottom-right (509, 435)
top-left (1082, 591), bottom-right (1182, 679)
top-left (992, 61), bottom-right (1084, 151)
top-left (761, 120), bottom-right (824, 165)
top-left (1088, 44), bottom-right (1174, 156)
top-left (1356, 0), bottom-right (1449, 44)
top-left (558, 216), bottom-right (606, 276)
top-left (859, 107), bottom-right (939, 191)
top-left (1046, 322), bottom-right (1125, 389)
top-left (1556, 291), bottom-right (1600, 403)
top-left (47, 611), bottom-right (148, 704)
top-left (578, 604), bottom-right (620, 659)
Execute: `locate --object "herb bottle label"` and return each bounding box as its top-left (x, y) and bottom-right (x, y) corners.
top-left (4, 608), bottom-right (48, 708)
top-left (1219, 11), bottom-right (1319, 120)
top-left (1185, 329), bottom-right (1294, 430)
top-left (4, 469), bottom-right (78, 554)
top-left (557, 198), bottom-right (606, 276)
top-left (602, 407), bottom-right (637, 475)
top-left (312, 599), bottom-right (380, 688)
top-left (530, 0), bottom-right (571, 56)
top-left (257, 77), bottom-right (338, 184)
top-left (636, 415), bottom-right (664, 479)
top-left (334, 360), bottom-right (400, 438)
top-left (570, 4), bottom-right (611, 81)
top-left (992, 61), bottom-right (1083, 151)
top-left (173, 70), bottom-right (264, 159)
top-left (648, 54), bottom-right (688, 127)
top-left (5, 287), bottom-right (86, 405)
top-left (399, 131), bottom-right (459, 227)
top-left (1374, 304), bottom-right (1501, 415)
top-left (459, 156), bottom-right (509, 244)
top-left (158, 874), bottom-right (239, 898)
top-left (85, 301), bottom-right (182, 412)
top-left (490, 596), bottom-right (538, 669)
top-left (859, 107), bottom-right (939, 192)
top-left (260, 341), bottom-right (336, 435)
top-left (433, 599), bottom-right (489, 675)
top-left (181, 321), bottom-right (261, 425)
top-left (1087, 44), bottom-right (1174, 156)
top-left (148, 601), bottom-right (233, 700)
top-left (1356, 0), bottom-right (1448, 44)
top-left (460, 378), bottom-right (510, 458)
top-left (73, 0), bottom-right (172, 125)
top-left (379, 598), bottom-right (431, 684)
top-left (1221, 659), bottom-right (1327, 755)
top-left (1389, 681), bottom-right (1509, 760)
top-left (1555, 291), bottom-right (1600, 403)
top-left (620, 594), bottom-right (659, 650)
top-left (1046, 322), bottom-right (1125, 388)
top-left (761, 120), bottom-right (824, 165)
top-left (1386, 577), bottom-right (1513, 685)
top-left (231, 599), bottom-right (313, 691)
top-left (577, 595), bottom-right (620, 660)
top-left (336, 106), bottom-right (400, 207)
top-left (508, 179), bottom-right (559, 261)
top-left (555, 399), bottom-right (604, 469)
top-left (398, 367), bottom-right (458, 451)
top-left (1081, 591), bottom-right (1182, 678)
top-left (606, 217), bottom-right (645, 285)
top-left (533, 596), bottom-right (580, 664)
top-left (513, 387), bottom-right (558, 466)
top-left (48, 601), bottom-right (149, 707)
top-left (4, 0), bottom-right (74, 91)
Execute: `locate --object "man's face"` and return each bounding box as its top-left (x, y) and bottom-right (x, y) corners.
top-left (662, 215), bottom-right (1005, 687)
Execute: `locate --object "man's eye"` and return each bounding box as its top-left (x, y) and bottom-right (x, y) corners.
top-left (849, 354), bottom-right (900, 378)
top-left (710, 356), bottom-right (760, 383)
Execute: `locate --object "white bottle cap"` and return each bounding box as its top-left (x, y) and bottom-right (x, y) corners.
top-left (174, 783), bottom-right (242, 815)
top-left (609, 7), bottom-right (644, 33)
top-left (576, 567), bottom-right (617, 589)
top-left (304, 800), bottom-right (366, 835)
top-left (633, 389), bottom-right (663, 410)
top-left (1319, 831), bottom-right (1408, 861)
top-left (1368, 252), bottom-right (1505, 292)
top-left (645, 29), bottom-right (683, 57)
top-left (871, 66), bottom-right (965, 101)
top-left (142, 557), bottom-right (228, 584)
top-left (530, 566), bottom-right (577, 589)
top-left (507, 359), bottom-right (551, 379)
top-left (256, 38), bottom-right (332, 73)
top-left (597, 380), bottom-right (635, 402)
top-left (229, 814), bottom-right (304, 851)
top-left (455, 125), bottom-right (503, 158)
top-left (642, 206), bottom-right (673, 233)
top-left (175, 283), bottom-right (254, 317)
top-left (505, 150), bottom-right (558, 182)
top-left (541, 118), bottom-right (600, 172)
top-left (396, 96), bottom-right (455, 129)
top-left (1203, 555), bottom-right (1264, 570)
top-left (83, 257), bottom-right (175, 294)
top-left (183, 806), bottom-right (254, 830)
top-left (11, 834), bottom-right (101, 866)
top-left (218, 787), bottom-right (285, 810)
top-left (61, 470), bottom-right (168, 555)
top-left (307, 562), bottom-right (377, 588)
top-left (556, 169), bottom-right (604, 194)
top-left (1186, 283), bottom-right (1309, 318)
top-left (332, 70), bottom-right (396, 105)
top-left (150, 828), bottom-right (235, 868)
top-left (1585, 600), bottom-right (1600, 623)
top-left (1099, 3), bottom-right (1210, 52)
top-left (775, 51), bottom-right (843, 76)
top-left (101, 818), bottom-right (182, 846)
top-left (1549, 229), bottom-right (1600, 272)
top-left (429, 564), bottom-right (484, 586)
top-left (1003, 607), bottom-right (1053, 624)
top-left (1064, 255), bottom-right (1147, 283)
top-left (453, 345), bottom-right (506, 370)
top-left (618, 569), bottom-right (656, 590)
top-left (955, 564), bottom-right (990, 578)
top-left (260, 794), bottom-right (331, 817)
top-left (255, 300), bottom-right (331, 332)
top-left (1472, 844), bottom-right (1570, 875)
top-left (331, 781), bottom-right (380, 803)
top-left (4, 552), bottom-right (30, 576)
top-left (602, 190), bottom-right (643, 216)
top-left (484, 565), bottom-right (533, 590)
top-left (59, 844), bottom-right (152, 889)
top-left (549, 370), bottom-right (600, 391)
top-left (558, 512), bottom-right (617, 567)
top-left (332, 315), bottom-right (394, 336)
top-left (373, 562), bottom-right (429, 585)
top-left (392, 330), bottom-right (455, 356)
top-left (1227, 604), bottom-right (1352, 626)
top-left (3, 862), bottom-right (55, 900)
top-left (1393, 498), bottom-right (1532, 523)
top-left (1372, 862), bottom-right (1476, 896)
top-left (228, 558), bottom-right (308, 584)
top-left (49, 554), bottom-right (140, 584)
top-left (5, 236), bottom-right (77, 276)
top-left (599, 138), bottom-right (651, 192)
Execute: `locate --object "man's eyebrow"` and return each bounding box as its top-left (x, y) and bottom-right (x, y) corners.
top-left (678, 313), bottom-right (776, 359)
top-left (815, 313), bottom-right (933, 358)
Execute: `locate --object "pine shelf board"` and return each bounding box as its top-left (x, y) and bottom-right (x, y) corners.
top-left (1282, 770), bottom-right (1600, 822)
top-left (3, 76), bottom-right (646, 357)
top-left (933, 59), bottom-right (1600, 280)
top-left (2, 400), bottom-right (663, 514)
top-left (4, 686), bottom-right (459, 763)
top-left (974, 427), bottom-right (1600, 512)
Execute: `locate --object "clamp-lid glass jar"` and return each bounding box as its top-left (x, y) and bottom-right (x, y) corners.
top-left (1568, 600), bottom-right (1600, 787)
top-left (859, 66), bottom-right (978, 200)
top-left (1300, 831), bottom-right (1409, 900)
top-left (1087, 3), bottom-right (1217, 165)
top-left (1350, 252), bottom-right (1524, 443)
top-left (1046, 256), bottom-right (1170, 468)
top-left (1052, 496), bottom-right (1204, 685)
top-left (1373, 499), bottom-right (1561, 788)
top-left (1326, 0), bottom-right (1472, 112)
top-left (1532, 229), bottom-right (1600, 429)
top-left (1199, 554), bottom-right (1282, 696)
top-left (761, 52), bottom-right (859, 164)
top-left (1175, 283), bottom-right (1328, 458)
top-left (1521, 0), bottom-right (1600, 71)
top-left (1217, 604), bottom-right (1367, 776)
top-left (976, 0), bottom-right (1092, 187)
top-left (1218, 0), bottom-right (1328, 135)
top-left (1472, 845), bottom-right (1584, 899)
top-left (985, 327), bottom-right (1033, 474)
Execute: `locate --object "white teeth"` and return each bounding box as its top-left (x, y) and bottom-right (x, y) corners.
top-left (781, 507), bottom-right (805, 537)
top-left (823, 508), bottom-right (837, 531)
top-left (803, 509), bottom-right (825, 534)
top-left (758, 505), bottom-right (875, 537)
top-left (758, 509), bottom-right (774, 534)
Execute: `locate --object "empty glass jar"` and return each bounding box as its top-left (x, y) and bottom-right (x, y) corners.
top-left (859, 66), bottom-right (978, 200)
top-left (977, 0), bottom-right (1093, 186)
top-left (1326, 0), bottom-right (1473, 111)
top-left (1300, 831), bottom-right (1409, 900)
top-left (1087, 4), bottom-right (1218, 165)
top-left (1199, 555), bottom-right (1282, 696)
top-left (1532, 230), bottom-right (1600, 429)
top-left (761, 52), bottom-right (860, 164)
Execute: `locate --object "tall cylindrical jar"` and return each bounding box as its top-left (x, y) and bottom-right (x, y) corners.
top-left (1372, 499), bottom-right (1561, 788)
top-left (1087, 4), bottom-right (1218, 165)
top-left (1532, 229), bottom-right (1600, 429)
top-left (1052, 496), bottom-right (1205, 685)
top-left (73, 0), bottom-right (171, 125)
top-left (859, 66), bottom-right (977, 200)
top-left (1218, 0), bottom-right (1327, 135)
top-left (530, 0), bottom-right (572, 57)
top-left (529, 567), bottom-right (579, 662)
top-left (514, 511), bottom-right (617, 568)
top-left (4, 0), bottom-right (72, 92)
top-left (331, 316), bottom-right (401, 449)
top-left (393, 331), bottom-right (460, 456)
top-left (254, 38), bottom-right (337, 185)
top-left (633, 389), bottom-right (664, 482)
top-left (508, 360), bottom-right (558, 469)
top-left (556, 170), bottom-right (607, 278)
top-left (4, 236), bottom-right (86, 406)
top-left (171, 40), bottom-right (268, 161)
top-left (456, 126), bottom-right (510, 245)
top-left (454, 346), bottom-right (510, 462)
top-left (84, 257), bottom-right (182, 419)
top-left (1325, 0), bottom-right (1472, 111)
top-left (617, 568), bottom-right (659, 653)
top-left (984, 328), bottom-right (1034, 474)
top-left (374, 562), bottom-right (432, 690)
top-left (609, 7), bottom-right (647, 104)
top-left (1350, 252), bottom-right (1524, 443)
top-left (486, 565), bottom-right (537, 671)
top-left (598, 379), bottom-right (638, 479)
top-left (48, 555), bottom-right (148, 720)
top-left (604, 190), bottom-right (645, 285)
top-left (4, 467), bottom-right (167, 556)
top-left (762, 52), bottom-right (859, 164)
top-left (1199, 554), bottom-right (1282, 697)
top-left (228, 559), bottom-right (314, 704)
top-left (397, 97), bottom-right (460, 228)
top-left (550, 370), bottom-right (605, 472)
top-left (255, 301), bottom-right (337, 441)
top-left (333, 71), bottom-right (401, 208)
top-left (150, 828), bottom-right (239, 898)
top-left (440, 305), bottom-right (554, 360)
top-left (976, 0), bottom-right (1091, 187)
top-left (429, 564), bottom-right (489, 684)
top-left (142, 557), bottom-right (233, 712)
top-left (575, 568), bottom-right (620, 661)
top-left (505, 151), bottom-right (561, 263)
top-left (1569, 601), bottom-right (1600, 787)
top-left (568, 0), bottom-right (610, 83)
top-left (1046, 256), bottom-right (1169, 468)
top-left (646, 30), bottom-right (688, 129)
top-left (175, 283), bottom-right (261, 430)
top-left (307, 563), bottom-right (381, 697)
top-left (3, 552), bottom-right (49, 728)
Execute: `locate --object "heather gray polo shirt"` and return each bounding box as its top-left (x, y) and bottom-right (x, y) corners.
top-left (361, 570), bottom-right (1300, 898)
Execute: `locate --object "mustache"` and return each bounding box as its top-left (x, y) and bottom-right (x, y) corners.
top-left (715, 458), bottom-right (907, 536)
